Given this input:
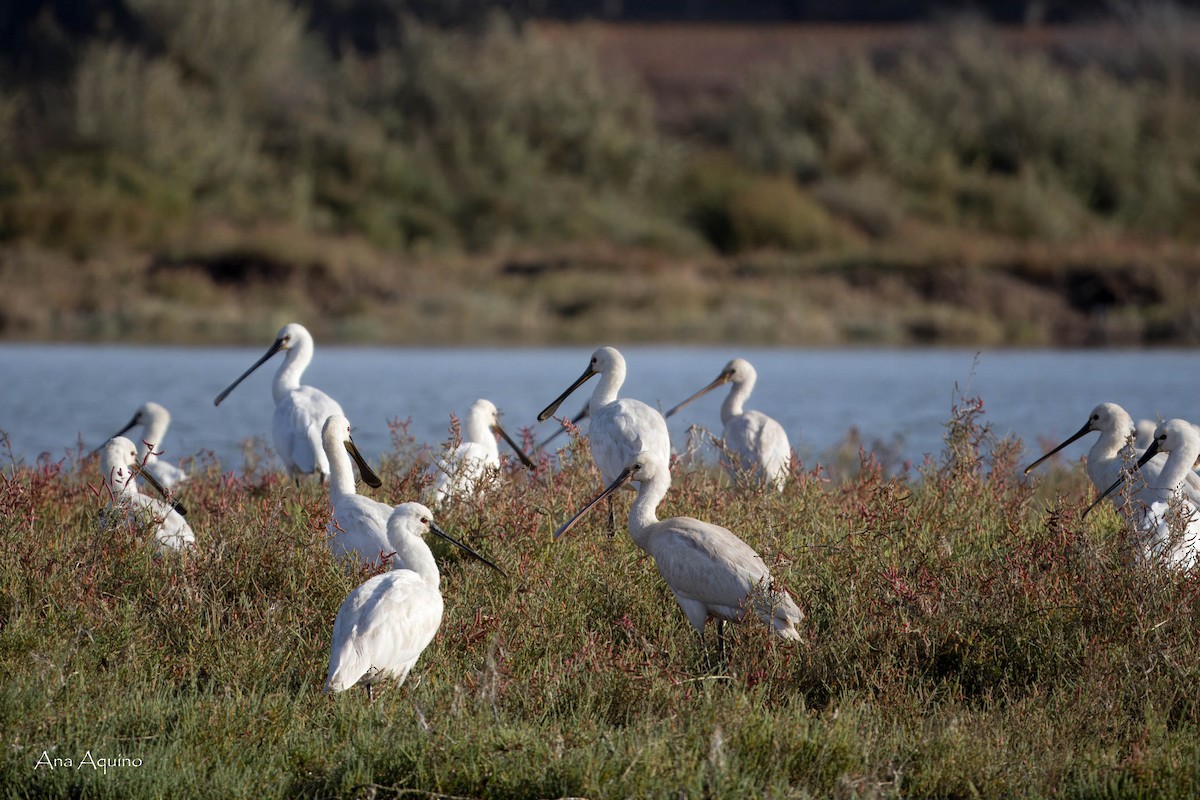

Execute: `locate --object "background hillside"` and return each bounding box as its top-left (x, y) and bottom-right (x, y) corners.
top-left (3, 1), bottom-right (1200, 345)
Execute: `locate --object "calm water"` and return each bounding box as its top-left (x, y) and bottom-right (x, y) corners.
top-left (0, 345), bottom-right (1195, 474)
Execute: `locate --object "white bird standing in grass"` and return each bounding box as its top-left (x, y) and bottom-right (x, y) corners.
top-left (98, 436), bottom-right (194, 553)
top-left (1024, 402), bottom-right (1200, 519)
top-left (1084, 419), bottom-right (1200, 568)
top-left (321, 415), bottom-right (392, 567)
top-left (431, 399), bottom-right (535, 508)
top-left (538, 346), bottom-right (670, 529)
top-left (554, 450), bottom-right (803, 666)
top-left (324, 503), bottom-right (503, 700)
top-left (665, 358), bottom-right (791, 491)
top-left (214, 323), bottom-right (344, 481)
top-left (103, 401), bottom-right (189, 489)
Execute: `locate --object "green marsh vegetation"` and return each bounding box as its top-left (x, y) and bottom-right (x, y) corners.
top-left (3, 397), bottom-right (1200, 797)
top-left (3, 4), bottom-right (1200, 345)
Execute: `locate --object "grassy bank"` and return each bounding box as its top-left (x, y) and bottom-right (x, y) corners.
top-left (4, 231), bottom-right (1200, 347)
top-left (2, 398), bottom-right (1199, 797)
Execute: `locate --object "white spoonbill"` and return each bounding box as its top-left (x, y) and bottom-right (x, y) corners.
top-left (1135, 418), bottom-right (1158, 451)
top-left (103, 401), bottom-right (189, 489)
top-left (537, 347), bottom-right (670, 528)
top-left (1024, 402), bottom-right (1200, 520)
top-left (1084, 419), bottom-right (1200, 568)
top-left (324, 502), bottom-right (503, 699)
top-left (99, 436), bottom-right (194, 553)
top-left (214, 323), bottom-right (344, 481)
top-left (431, 399), bottom-right (536, 508)
top-left (554, 450), bottom-right (803, 665)
top-left (665, 358), bottom-right (791, 491)
top-left (321, 415), bottom-right (392, 567)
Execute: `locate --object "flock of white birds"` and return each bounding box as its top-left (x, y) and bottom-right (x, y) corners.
top-left (92, 322), bottom-right (1200, 697)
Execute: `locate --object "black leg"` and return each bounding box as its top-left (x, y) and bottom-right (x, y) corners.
top-left (716, 619), bottom-right (727, 671)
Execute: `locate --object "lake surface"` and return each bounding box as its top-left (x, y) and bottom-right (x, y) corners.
top-left (1, 345), bottom-right (1195, 475)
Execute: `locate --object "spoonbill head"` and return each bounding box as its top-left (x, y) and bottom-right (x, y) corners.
top-left (1085, 419), bottom-right (1200, 515)
top-left (214, 323), bottom-right (346, 480)
top-left (538, 346), bottom-right (670, 483)
top-left (105, 401), bottom-right (189, 489)
top-left (537, 347), bottom-right (671, 531)
top-left (1024, 402), bottom-right (1133, 477)
top-left (1027, 403), bottom-right (1200, 524)
top-left (321, 415), bottom-right (395, 567)
top-left (432, 399), bottom-right (534, 508)
top-left (99, 436), bottom-right (193, 552)
top-left (324, 502), bottom-right (503, 698)
top-left (554, 450), bottom-right (802, 665)
top-left (665, 358), bottom-right (791, 491)
top-left (1083, 419), bottom-right (1200, 568)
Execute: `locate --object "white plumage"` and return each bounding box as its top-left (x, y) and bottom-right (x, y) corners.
top-left (214, 323), bottom-right (345, 480)
top-left (321, 415), bottom-right (391, 567)
top-left (1086, 418), bottom-right (1200, 568)
top-left (431, 399), bottom-right (532, 507)
top-left (554, 450), bottom-right (802, 663)
top-left (665, 358), bottom-right (791, 491)
top-left (538, 346), bottom-right (670, 482)
top-left (98, 436), bottom-right (194, 553)
top-left (106, 401), bottom-right (189, 489)
top-left (324, 503), bottom-right (501, 698)
top-left (1025, 402), bottom-right (1200, 521)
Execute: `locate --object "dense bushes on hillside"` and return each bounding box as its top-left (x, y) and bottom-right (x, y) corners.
top-left (4, 3), bottom-right (1200, 345)
top-left (5, 3), bottom-right (1200, 258)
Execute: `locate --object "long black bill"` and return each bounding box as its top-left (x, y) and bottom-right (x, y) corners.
top-left (664, 371), bottom-right (731, 419)
top-left (537, 365), bottom-right (597, 423)
top-left (344, 439), bottom-right (383, 488)
top-left (214, 337), bottom-right (285, 406)
top-left (1082, 440), bottom-right (1161, 518)
top-left (134, 463), bottom-right (187, 517)
top-left (1023, 420), bottom-right (1094, 475)
top-left (428, 522), bottom-right (505, 576)
top-left (493, 424), bottom-right (536, 470)
top-left (553, 463), bottom-right (637, 541)
top-left (538, 404), bottom-right (589, 449)
top-left (89, 414), bottom-right (140, 457)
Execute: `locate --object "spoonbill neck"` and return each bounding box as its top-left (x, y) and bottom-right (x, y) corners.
top-left (628, 471), bottom-right (670, 542)
top-left (591, 363), bottom-right (625, 409)
top-left (466, 416), bottom-right (499, 455)
top-left (388, 533), bottom-right (441, 587)
top-left (139, 415), bottom-right (169, 458)
top-left (1092, 424), bottom-right (1134, 462)
top-left (273, 340), bottom-right (313, 404)
top-left (721, 378), bottom-right (755, 424)
top-left (327, 443), bottom-right (357, 497)
top-left (1159, 444), bottom-right (1200, 492)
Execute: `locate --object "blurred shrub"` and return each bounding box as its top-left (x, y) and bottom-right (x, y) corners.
top-left (377, 17), bottom-right (675, 247)
top-left (727, 176), bottom-right (837, 252)
top-left (810, 174), bottom-right (902, 239)
top-left (9, 4), bottom-right (1200, 258)
top-left (679, 153), bottom-right (835, 253)
top-left (73, 43), bottom-right (261, 201)
top-left (721, 18), bottom-right (1200, 240)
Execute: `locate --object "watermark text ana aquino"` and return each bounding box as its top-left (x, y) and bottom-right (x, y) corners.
top-left (35, 750), bottom-right (143, 775)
